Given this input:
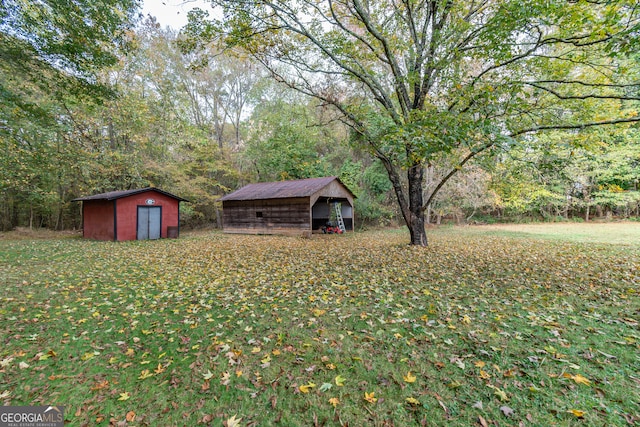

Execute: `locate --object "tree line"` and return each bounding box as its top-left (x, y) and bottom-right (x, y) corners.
top-left (1, 1), bottom-right (639, 240)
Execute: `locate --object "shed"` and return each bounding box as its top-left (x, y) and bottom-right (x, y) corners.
top-left (72, 188), bottom-right (188, 241)
top-left (220, 176), bottom-right (356, 235)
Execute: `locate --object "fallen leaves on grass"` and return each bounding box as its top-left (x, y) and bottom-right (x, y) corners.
top-left (364, 392), bottom-right (377, 404)
top-left (138, 369), bottom-right (153, 380)
top-left (1, 229), bottom-right (638, 426)
top-left (488, 385), bottom-right (509, 402)
top-left (500, 406), bottom-right (514, 417)
top-left (567, 409), bottom-right (586, 418)
top-left (563, 373), bottom-right (591, 386)
top-left (225, 414), bottom-right (242, 427)
top-left (299, 382), bottom-right (316, 393)
top-left (403, 371), bottom-right (416, 383)
top-left (221, 372), bottom-right (231, 386)
top-left (405, 397), bottom-right (420, 406)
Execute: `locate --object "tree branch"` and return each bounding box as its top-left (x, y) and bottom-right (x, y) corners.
top-left (351, 0), bottom-right (412, 118)
top-left (422, 140), bottom-right (495, 211)
top-left (525, 82), bottom-right (640, 101)
top-left (510, 116), bottom-right (640, 137)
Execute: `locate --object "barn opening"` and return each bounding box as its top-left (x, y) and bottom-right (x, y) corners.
top-left (311, 198), bottom-right (353, 231)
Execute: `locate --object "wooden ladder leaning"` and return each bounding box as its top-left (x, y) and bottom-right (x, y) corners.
top-left (333, 202), bottom-right (346, 233)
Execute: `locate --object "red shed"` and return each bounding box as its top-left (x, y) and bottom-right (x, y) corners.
top-left (72, 188), bottom-right (188, 241)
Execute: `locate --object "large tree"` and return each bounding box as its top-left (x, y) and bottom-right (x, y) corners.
top-left (185, 0), bottom-right (640, 245)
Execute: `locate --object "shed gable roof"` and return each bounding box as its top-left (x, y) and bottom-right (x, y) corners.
top-left (72, 187), bottom-right (188, 202)
top-left (220, 176), bottom-right (355, 201)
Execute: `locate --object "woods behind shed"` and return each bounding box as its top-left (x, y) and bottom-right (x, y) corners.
top-left (220, 177), bottom-right (355, 236)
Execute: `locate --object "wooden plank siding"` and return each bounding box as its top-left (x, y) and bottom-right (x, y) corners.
top-left (222, 198), bottom-right (311, 235)
top-left (220, 177), bottom-right (356, 236)
top-left (310, 180), bottom-right (354, 207)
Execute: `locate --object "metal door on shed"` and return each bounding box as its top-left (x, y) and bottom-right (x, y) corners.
top-left (137, 206), bottom-right (162, 240)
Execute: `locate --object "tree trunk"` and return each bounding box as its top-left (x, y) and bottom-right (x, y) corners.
top-left (466, 208), bottom-right (477, 223)
top-left (407, 164), bottom-right (427, 246)
top-left (215, 206), bottom-right (222, 229)
top-left (379, 156), bottom-right (427, 246)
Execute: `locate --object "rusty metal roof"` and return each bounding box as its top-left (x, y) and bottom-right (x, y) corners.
top-left (72, 187), bottom-right (189, 202)
top-left (220, 176), bottom-right (354, 201)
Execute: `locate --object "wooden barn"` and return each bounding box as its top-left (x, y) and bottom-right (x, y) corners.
top-left (72, 188), bottom-right (188, 241)
top-left (220, 176), bottom-right (355, 235)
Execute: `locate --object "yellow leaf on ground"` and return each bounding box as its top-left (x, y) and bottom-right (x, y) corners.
top-left (563, 373), bottom-right (591, 386)
top-left (572, 374), bottom-right (591, 386)
top-left (299, 382), bottom-right (316, 393)
top-left (80, 353), bottom-right (94, 361)
top-left (334, 375), bottom-right (345, 386)
top-left (568, 409), bottom-right (585, 418)
top-left (492, 387), bottom-right (509, 401)
top-left (117, 392), bottom-right (130, 401)
top-left (364, 392), bottom-right (377, 403)
top-left (138, 369), bottom-right (153, 380)
top-left (405, 397), bottom-right (420, 405)
top-left (403, 371), bottom-right (417, 383)
top-left (328, 397), bottom-right (340, 407)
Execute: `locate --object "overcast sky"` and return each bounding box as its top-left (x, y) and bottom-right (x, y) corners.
top-left (141, 0), bottom-right (213, 30)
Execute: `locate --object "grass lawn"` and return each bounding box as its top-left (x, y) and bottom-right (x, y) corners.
top-left (0, 225), bottom-right (638, 426)
top-left (445, 221), bottom-right (640, 245)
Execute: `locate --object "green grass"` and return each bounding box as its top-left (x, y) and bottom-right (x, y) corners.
top-left (445, 221), bottom-right (640, 245)
top-left (0, 225), bottom-right (639, 426)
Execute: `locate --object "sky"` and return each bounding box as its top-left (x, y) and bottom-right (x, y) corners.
top-left (141, 0), bottom-right (213, 30)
